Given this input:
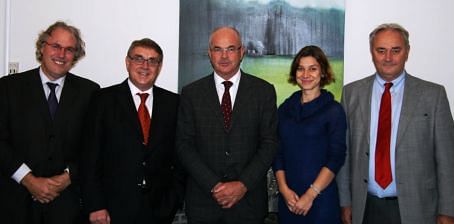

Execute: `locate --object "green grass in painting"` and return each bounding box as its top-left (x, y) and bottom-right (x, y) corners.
top-left (242, 56), bottom-right (344, 106)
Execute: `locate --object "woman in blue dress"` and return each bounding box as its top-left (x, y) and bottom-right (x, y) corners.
top-left (273, 45), bottom-right (346, 224)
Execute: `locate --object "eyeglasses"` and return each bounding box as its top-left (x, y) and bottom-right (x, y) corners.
top-left (44, 42), bottom-right (76, 55)
top-left (128, 55), bottom-right (161, 66)
top-left (210, 46), bottom-right (242, 54)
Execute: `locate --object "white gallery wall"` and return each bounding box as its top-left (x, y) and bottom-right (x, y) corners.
top-left (1, 0), bottom-right (7, 73)
top-left (2, 0), bottom-right (180, 90)
top-left (2, 0), bottom-right (454, 112)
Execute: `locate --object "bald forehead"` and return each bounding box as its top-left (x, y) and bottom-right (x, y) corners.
top-left (209, 27), bottom-right (242, 46)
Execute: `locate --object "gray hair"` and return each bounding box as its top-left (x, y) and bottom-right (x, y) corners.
top-left (209, 26), bottom-right (243, 47)
top-left (369, 23), bottom-right (409, 48)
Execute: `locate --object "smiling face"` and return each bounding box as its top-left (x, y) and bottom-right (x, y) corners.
top-left (208, 27), bottom-right (245, 80)
top-left (295, 56), bottom-right (322, 93)
top-left (126, 46), bottom-right (162, 91)
top-left (371, 29), bottom-right (410, 81)
top-left (39, 27), bottom-right (77, 80)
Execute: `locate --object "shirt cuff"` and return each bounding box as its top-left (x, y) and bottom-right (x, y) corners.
top-left (11, 163), bottom-right (32, 183)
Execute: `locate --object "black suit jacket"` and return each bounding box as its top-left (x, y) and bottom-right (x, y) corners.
top-left (0, 68), bottom-right (99, 224)
top-left (80, 80), bottom-right (184, 224)
top-left (177, 71), bottom-right (278, 222)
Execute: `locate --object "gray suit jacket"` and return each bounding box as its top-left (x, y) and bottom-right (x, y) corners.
top-left (177, 71), bottom-right (278, 221)
top-left (337, 74), bottom-right (454, 224)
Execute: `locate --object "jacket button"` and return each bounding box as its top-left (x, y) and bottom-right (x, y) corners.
top-left (225, 151), bottom-right (230, 156)
top-left (363, 179), bottom-right (368, 183)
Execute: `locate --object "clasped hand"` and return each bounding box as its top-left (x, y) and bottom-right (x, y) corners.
top-left (21, 172), bottom-right (71, 204)
top-left (281, 187), bottom-right (316, 216)
top-left (212, 181), bottom-right (247, 208)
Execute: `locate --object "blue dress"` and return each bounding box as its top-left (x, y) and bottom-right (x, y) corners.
top-left (273, 90), bottom-right (346, 224)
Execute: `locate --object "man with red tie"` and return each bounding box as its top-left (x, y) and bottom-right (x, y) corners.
top-left (337, 23), bottom-right (454, 224)
top-left (80, 38), bottom-right (184, 224)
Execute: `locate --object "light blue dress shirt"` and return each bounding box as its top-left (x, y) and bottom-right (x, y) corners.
top-left (368, 71), bottom-right (406, 198)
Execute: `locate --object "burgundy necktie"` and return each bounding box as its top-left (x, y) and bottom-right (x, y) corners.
top-left (221, 81), bottom-right (233, 130)
top-left (375, 82), bottom-right (393, 189)
top-left (137, 93), bottom-right (151, 145)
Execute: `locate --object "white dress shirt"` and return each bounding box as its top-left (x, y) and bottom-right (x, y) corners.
top-left (213, 70), bottom-right (241, 107)
top-left (128, 79), bottom-right (153, 117)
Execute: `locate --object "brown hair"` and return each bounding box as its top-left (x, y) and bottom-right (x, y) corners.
top-left (35, 21), bottom-right (85, 65)
top-left (288, 45), bottom-right (335, 88)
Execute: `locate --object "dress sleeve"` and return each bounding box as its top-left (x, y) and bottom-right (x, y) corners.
top-left (324, 103), bottom-right (347, 174)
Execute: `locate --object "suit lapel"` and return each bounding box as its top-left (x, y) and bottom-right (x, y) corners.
top-left (117, 80), bottom-right (144, 144)
top-left (396, 75), bottom-right (420, 149)
top-left (205, 74), bottom-right (226, 130)
top-left (149, 87), bottom-right (163, 149)
top-left (358, 76), bottom-right (375, 145)
top-left (27, 69), bottom-right (52, 123)
top-left (230, 72), bottom-right (251, 131)
top-left (54, 74), bottom-right (77, 124)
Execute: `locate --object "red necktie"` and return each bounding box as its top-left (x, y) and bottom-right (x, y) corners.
top-left (221, 81), bottom-right (233, 130)
top-left (375, 82), bottom-right (393, 189)
top-left (137, 93), bottom-right (151, 145)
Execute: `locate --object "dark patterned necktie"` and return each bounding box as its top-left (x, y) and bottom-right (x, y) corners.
top-left (221, 81), bottom-right (233, 130)
top-left (137, 93), bottom-right (151, 145)
top-left (375, 82), bottom-right (393, 189)
top-left (47, 82), bottom-right (58, 120)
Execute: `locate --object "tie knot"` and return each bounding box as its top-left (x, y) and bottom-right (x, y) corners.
top-left (222, 81), bottom-right (233, 90)
top-left (137, 93), bottom-right (149, 102)
top-left (47, 82), bottom-right (58, 91)
top-left (384, 82), bottom-right (393, 90)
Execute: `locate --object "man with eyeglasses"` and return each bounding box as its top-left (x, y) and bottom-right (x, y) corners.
top-left (177, 26), bottom-right (278, 224)
top-left (0, 21), bottom-right (99, 224)
top-left (80, 38), bottom-right (184, 224)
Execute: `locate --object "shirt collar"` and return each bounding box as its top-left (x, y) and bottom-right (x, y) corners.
top-left (127, 78), bottom-right (153, 95)
top-left (213, 69), bottom-right (241, 87)
top-left (39, 67), bottom-right (66, 86)
top-left (375, 70), bottom-right (406, 90)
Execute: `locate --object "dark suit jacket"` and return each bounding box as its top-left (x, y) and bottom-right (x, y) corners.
top-left (337, 74), bottom-right (454, 223)
top-left (177, 71), bottom-right (278, 222)
top-left (80, 80), bottom-right (184, 224)
top-left (0, 68), bottom-right (99, 224)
